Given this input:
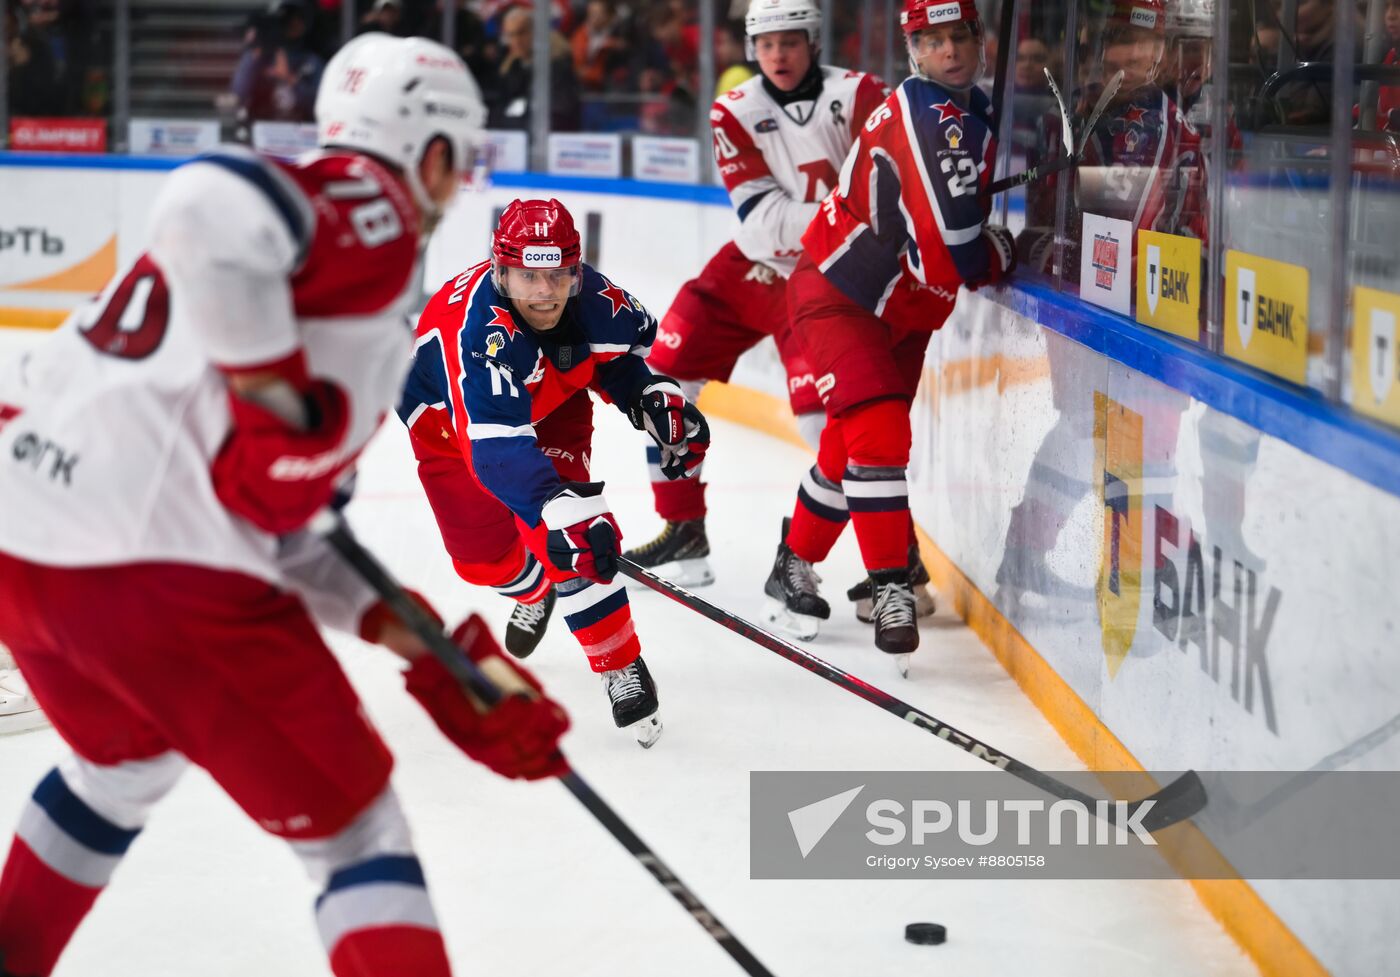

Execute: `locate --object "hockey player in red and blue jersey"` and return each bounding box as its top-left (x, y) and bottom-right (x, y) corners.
top-left (762, 0), bottom-right (1016, 671)
top-left (400, 198), bottom-right (709, 747)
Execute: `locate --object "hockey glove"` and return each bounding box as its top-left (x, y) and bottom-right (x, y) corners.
top-left (541, 481), bottom-right (623, 583)
top-left (966, 225), bottom-right (1017, 291)
top-left (404, 615), bottom-right (570, 781)
top-left (627, 375), bottom-right (711, 480)
top-left (211, 374), bottom-right (351, 536)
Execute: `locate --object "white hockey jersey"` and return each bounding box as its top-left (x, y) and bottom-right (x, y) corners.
top-left (0, 147), bottom-right (424, 634)
top-left (710, 65), bottom-right (890, 276)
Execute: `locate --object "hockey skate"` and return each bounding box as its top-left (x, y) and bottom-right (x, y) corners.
top-left (601, 656), bottom-right (662, 748)
top-left (0, 666), bottom-right (49, 736)
top-left (847, 542), bottom-right (936, 623)
top-left (504, 586), bottom-right (555, 659)
top-left (622, 519), bottom-right (714, 588)
top-left (869, 568), bottom-right (919, 677)
top-left (762, 525), bottom-right (830, 641)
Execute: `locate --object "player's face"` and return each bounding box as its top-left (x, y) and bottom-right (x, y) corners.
top-left (754, 31), bottom-right (814, 91)
top-left (1166, 37), bottom-right (1211, 98)
top-left (502, 266), bottom-right (579, 331)
top-left (910, 23), bottom-right (982, 91)
top-left (1103, 29), bottom-right (1164, 95)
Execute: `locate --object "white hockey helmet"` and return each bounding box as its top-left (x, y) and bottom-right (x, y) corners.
top-left (315, 34), bottom-right (486, 217)
top-left (744, 0), bottom-right (822, 59)
top-left (1166, 0), bottom-right (1213, 39)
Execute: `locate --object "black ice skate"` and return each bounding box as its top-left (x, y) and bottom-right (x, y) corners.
top-left (869, 568), bottom-right (919, 676)
top-left (601, 655), bottom-right (662, 748)
top-left (622, 518), bottom-right (714, 588)
top-left (504, 586), bottom-right (555, 659)
top-left (762, 522), bottom-right (830, 641)
top-left (847, 542), bottom-right (937, 623)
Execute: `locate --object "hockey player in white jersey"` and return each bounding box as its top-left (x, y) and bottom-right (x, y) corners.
top-left (624, 0), bottom-right (893, 588)
top-left (0, 35), bottom-right (571, 977)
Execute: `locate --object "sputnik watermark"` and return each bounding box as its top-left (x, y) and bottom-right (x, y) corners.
top-left (862, 797), bottom-right (1158, 849)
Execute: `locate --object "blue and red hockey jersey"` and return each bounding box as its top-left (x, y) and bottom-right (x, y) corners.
top-left (398, 260), bottom-right (657, 526)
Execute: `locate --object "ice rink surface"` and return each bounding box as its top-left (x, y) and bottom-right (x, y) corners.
top-left (0, 326), bottom-right (1258, 976)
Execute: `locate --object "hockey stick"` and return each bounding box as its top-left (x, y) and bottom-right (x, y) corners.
top-left (322, 521), bottom-right (777, 977)
top-left (619, 557), bottom-right (1205, 833)
top-left (984, 69), bottom-right (1125, 196)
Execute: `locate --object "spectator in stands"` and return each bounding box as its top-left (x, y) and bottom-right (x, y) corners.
top-left (359, 0), bottom-right (403, 36)
top-left (1010, 36), bottom-right (1056, 155)
top-left (231, 0), bottom-right (326, 122)
top-left (572, 0), bottom-right (629, 92)
top-left (714, 21), bottom-right (754, 96)
top-left (1269, 0), bottom-right (1335, 125)
top-left (443, 0), bottom-right (493, 84)
top-left (6, 6), bottom-right (65, 116)
top-left (483, 6), bottom-right (581, 131)
top-left (1379, 0), bottom-right (1400, 129)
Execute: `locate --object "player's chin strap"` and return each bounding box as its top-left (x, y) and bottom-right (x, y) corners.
top-left (618, 555), bottom-right (1208, 834)
top-left (314, 513), bottom-right (779, 977)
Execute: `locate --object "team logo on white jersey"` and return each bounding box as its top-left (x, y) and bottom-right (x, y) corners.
top-left (756, 118), bottom-right (779, 133)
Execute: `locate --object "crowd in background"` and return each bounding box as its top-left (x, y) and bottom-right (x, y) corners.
top-left (5, 0), bottom-right (104, 117)
top-left (5, 0), bottom-right (1400, 139)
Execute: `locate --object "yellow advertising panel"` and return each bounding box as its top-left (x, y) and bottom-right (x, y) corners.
top-left (1351, 286), bottom-right (1400, 427)
top-left (1094, 392), bottom-right (1143, 678)
top-left (1135, 230), bottom-right (1201, 340)
top-left (1224, 250), bottom-right (1310, 384)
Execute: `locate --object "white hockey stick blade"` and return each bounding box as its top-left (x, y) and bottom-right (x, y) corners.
top-left (1075, 70), bottom-right (1126, 159)
top-left (1044, 67), bottom-right (1074, 157)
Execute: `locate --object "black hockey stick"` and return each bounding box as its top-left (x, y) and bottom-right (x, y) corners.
top-left (619, 557), bottom-right (1206, 833)
top-left (985, 69), bottom-right (1125, 196)
top-left (322, 521), bottom-right (777, 977)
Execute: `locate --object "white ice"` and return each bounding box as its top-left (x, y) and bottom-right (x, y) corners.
top-left (0, 357), bottom-right (1257, 976)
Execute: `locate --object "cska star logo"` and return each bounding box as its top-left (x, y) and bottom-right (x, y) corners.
top-left (1120, 105), bottom-right (1149, 129)
top-left (931, 99), bottom-right (967, 125)
top-left (598, 276), bottom-right (631, 317)
top-left (486, 305), bottom-right (520, 340)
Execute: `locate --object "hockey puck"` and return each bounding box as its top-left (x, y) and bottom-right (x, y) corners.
top-left (905, 922), bottom-right (946, 945)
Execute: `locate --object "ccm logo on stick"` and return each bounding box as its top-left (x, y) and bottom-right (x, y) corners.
top-left (521, 247), bottom-right (563, 268)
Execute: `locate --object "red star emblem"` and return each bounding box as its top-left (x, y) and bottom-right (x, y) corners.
top-left (931, 99), bottom-right (967, 125)
top-left (598, 277), bottom-right (631, 318)
top-left (1121, 106), bottom-right (1148, 128)
top-left (486, 305), bottom-right (520, 339)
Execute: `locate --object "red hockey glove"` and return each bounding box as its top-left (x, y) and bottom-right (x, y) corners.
top-left (359, 589), bottom-right (443, 651)
top-left (404, 615), bottom-right (570, 781)
top-left (627, 375), bottom-right (711, 480)
top-left (211, 374), bottom-right (351, 536)
top-left (967, 225), bottom-right (1017, 291)
top-left (541, 481), bottom-right (622, 583)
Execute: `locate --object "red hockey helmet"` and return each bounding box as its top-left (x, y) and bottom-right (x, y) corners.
top-left (900, 0), bottom-right (981, 36)
top-left (491, 198), bottom-right (583, 300)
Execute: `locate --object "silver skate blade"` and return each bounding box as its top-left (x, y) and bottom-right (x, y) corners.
top-left (622, 558), bottom-right (714, 590)
top-left (761, 597), bottom-right (820, 641)
top-left (893, 654), bottom-right (911, 679)
top-left (632, 714), bottom-right (663, 749)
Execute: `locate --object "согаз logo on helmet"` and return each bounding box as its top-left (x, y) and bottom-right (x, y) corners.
top-left (522, 247), bottom-right (563, 267)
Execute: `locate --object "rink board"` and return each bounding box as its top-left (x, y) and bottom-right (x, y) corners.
top-left (3, 153), bottom-right (1398, 977)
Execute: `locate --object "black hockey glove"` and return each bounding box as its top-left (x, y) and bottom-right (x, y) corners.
top-left (627, 375), bottom-right (710, 480)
